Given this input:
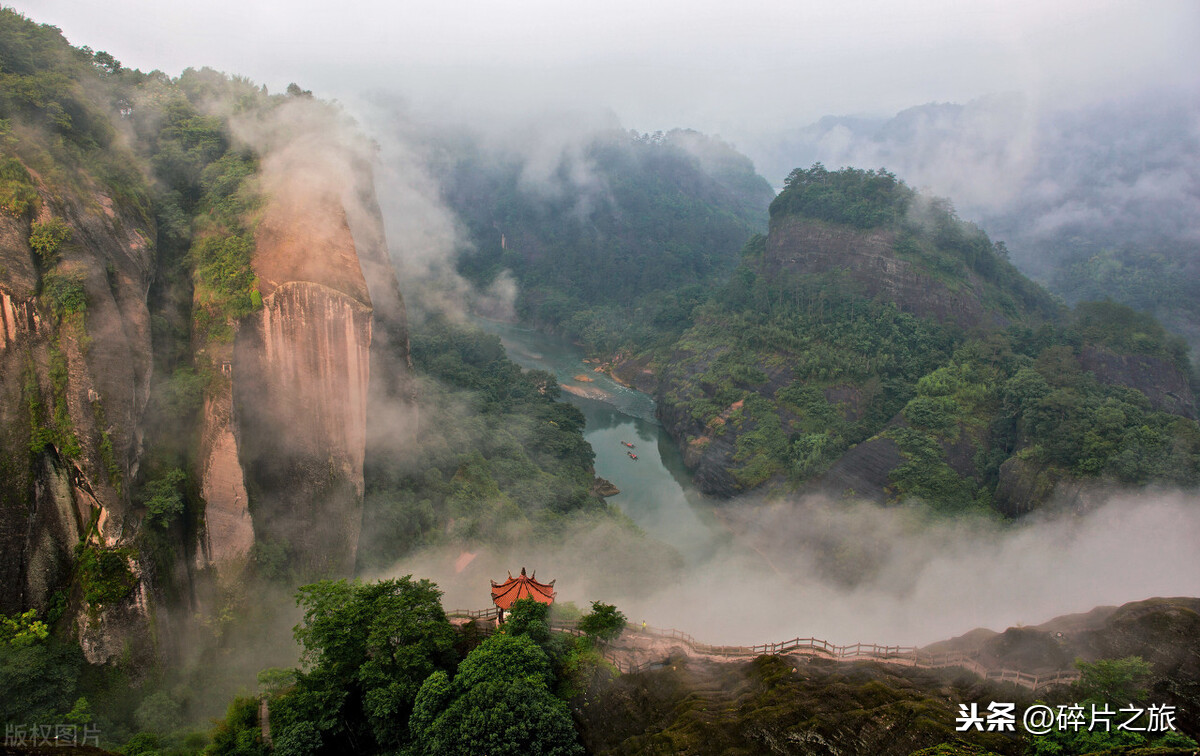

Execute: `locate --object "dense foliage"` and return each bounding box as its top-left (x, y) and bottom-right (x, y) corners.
top-left (358, 315), bottom-right (606, 568)
top-left (205, 582), bottom-right (610, 756)
top-left (1027, 657), bottom-right (1197, 755)
top-left (260, 578), bottom-right (458, 754)
top-left (410, 634), bottom-right (584, 755)
top-left (645, 166), bottom-right (1199, 506)
top-left (656, 234), bottom-right (962, 491)
top-left (443, 128), bottom-right (774, 352)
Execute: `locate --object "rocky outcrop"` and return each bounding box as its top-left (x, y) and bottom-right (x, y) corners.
top-left (196, 370), bottom-right (254, 572)
top-left (925, 597), bottom-right (1200, 740)
top-left (993, 457), bottom-right (1117, 517)
top-left (608, 352), bottom-right (659, 394)
top-left (655, 380), bottom-right (743, 498)
top-left (0, 166), bottom-right (157, 663)
top-left (766, 216), bottom-right (998, 328)
top-left (1078, 345), bottom-right (1196, 419)
top-left (208, 176), bottom-right (375, 577)
top-left (193, 140), bottom-right (416, 579)
top-left (815, 436), bottom-right (904, 502)
top-left (591, 477), bottom-right (620, 497)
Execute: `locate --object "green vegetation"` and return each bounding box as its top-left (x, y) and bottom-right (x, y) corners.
top-left (186, 152), bottom-right (262, 341)
top-left (643, 167), bottom-right (1198, 506)
top-left (262, 577), bottom-right (457, 754)
top-left (29, 216), bottom-right (72, 265)
top-left (410, 634), bottom-right (584, 755)
top-left (445, 128), bottom-right (774, 353)
top-left (140, 468), bottom-right (187, 528)
top-left (0, 609), bottom-right (88, 727)
top-left (40, 268), bottom-right (87, 321)
top-left (358, 315), bottom-right (606, 567)
top-left (657, 244), bottom-right (960, 491)
top-left (771, 163), bottom-right (909, 229)
top-left (74, 545), bottom-right (137, 610)
top-left (1053, 241), bottom-right (1200, 358)
top-left (577, 601), bottom-right (627, 641)
top-left (214, 580), bottom-right (608, 755)
top-left (1027, 657), bottom-right (1197, 755)
top-left (1072, 300), bottom-right (1192, 373)
top-left (25, 349), bottom-right (82, 458)
top-left (206, 697), bottom-right (269, 756)
top-left (772, 165), bottom-right (1059, 319)
top-left (0, 153), bottom-right (38, 215)
top-left (0, 9), bottom-right (152, 219)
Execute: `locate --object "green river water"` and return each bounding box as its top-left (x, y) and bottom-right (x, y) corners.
top-left (475, 319), bottom-right (728, 564)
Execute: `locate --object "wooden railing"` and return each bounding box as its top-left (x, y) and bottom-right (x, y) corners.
top-left (443, 610), bottom-right (1080, 691)
top-left (447, 607), bottom-right (501, 621)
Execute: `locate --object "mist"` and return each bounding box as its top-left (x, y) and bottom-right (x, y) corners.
top-left (746, 92), bottom-right (1200, 253)
top-left (375, 489), bottom-right (1200, 649)
top-left (333, 64), bottom-right (1200, 654)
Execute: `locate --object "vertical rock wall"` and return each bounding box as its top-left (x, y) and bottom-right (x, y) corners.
top-left (0, 174), bottom-right (157, 664)
top-left (233, 282), bottom-right (372, 576)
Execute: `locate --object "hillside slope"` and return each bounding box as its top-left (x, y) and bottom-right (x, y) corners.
top-left (441, 127), bottom-right (775, 352)
top-left (624, 166), bottom-right (1199, 511)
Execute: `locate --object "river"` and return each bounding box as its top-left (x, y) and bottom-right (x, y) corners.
top-left (475, 319), bottom-right (728, 565)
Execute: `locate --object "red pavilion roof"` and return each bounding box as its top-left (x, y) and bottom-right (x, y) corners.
top-left (490, 567), bottom-right (556, 610)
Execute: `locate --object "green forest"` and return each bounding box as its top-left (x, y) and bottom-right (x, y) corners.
top-left (442, 127), bottom-right (775, 353)
top-left (2, 7), bottom-right (1199, 756)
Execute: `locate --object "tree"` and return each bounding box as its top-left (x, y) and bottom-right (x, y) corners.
top-left (1073, 656), bottom-right (1152, 704)
top-left (410, 634), bottom-right (583, 756)
top-left (502, 597), bottom-right (551, 648)
top-left (268, 577), bottom-right (457, 753)
top-left (1027, 656), bottom-right (1198, 755)
top-left (207, 697), bottom-right (269, 756)
top-left (578, 601), bottom-right (626, 641)
top-left (141, 468), bottom-right (186, 527)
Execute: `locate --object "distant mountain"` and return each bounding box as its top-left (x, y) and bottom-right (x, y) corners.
top-left (745, 94), bottom-right (1200, 353)
top-left (437, 127), bottom-right (775, 352)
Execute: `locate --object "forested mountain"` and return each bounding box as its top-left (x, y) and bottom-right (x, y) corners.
top-left (2, 7), bottom-right (1198, 756)
top-left (622, 165), bottom-right (1200, 509)
top-left (747, 95), bottom-right (1200, 354)
top-left (439, 127), bottom-right (774, 352)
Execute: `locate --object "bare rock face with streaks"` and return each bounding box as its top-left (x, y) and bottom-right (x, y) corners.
top-left (765, 216), bottom-right (995, 327)
top-left (0, 168), bottom-right (156, 664)
top-left (202, 178), bottom-right (375, 577)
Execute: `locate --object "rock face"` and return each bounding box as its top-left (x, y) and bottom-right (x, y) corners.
top-left (0, 168), bottom-right (157, 663)
top-left (993, 457), bottom-right (1117, 517)
top-left (1, 137), bottom-right (411, 665)
top-left (191, 135), bottom-right (416, 580)
top-left (815, 435), bottom-right (905, 501)
top-left (196, 383), bottom-right (254, 570)
top-left (234, 280), bottom-right (372, 576)
top-left (766, 216), bottom-right (997, 328)
top-left (1078, 345), bottom-right (1196, 419)
top-left (198, 178), bottom-right (378, 578)
top-left (656, 395), bottom-right (743, 498)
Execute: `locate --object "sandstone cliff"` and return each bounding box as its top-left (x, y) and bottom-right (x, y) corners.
top-left (192, 115), bottom-right (415, 579)
top-left (0, 164), bottom-right (157, 663)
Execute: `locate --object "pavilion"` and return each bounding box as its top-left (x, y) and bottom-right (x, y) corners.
top-left (490, 567), bottom-right (555, 622)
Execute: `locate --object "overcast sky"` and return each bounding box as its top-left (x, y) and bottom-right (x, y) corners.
top-left (16, 0), bottom-right (1200, 138)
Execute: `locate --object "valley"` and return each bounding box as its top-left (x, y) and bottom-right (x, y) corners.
top-left (0, 4), bottom-right (1198, 755)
